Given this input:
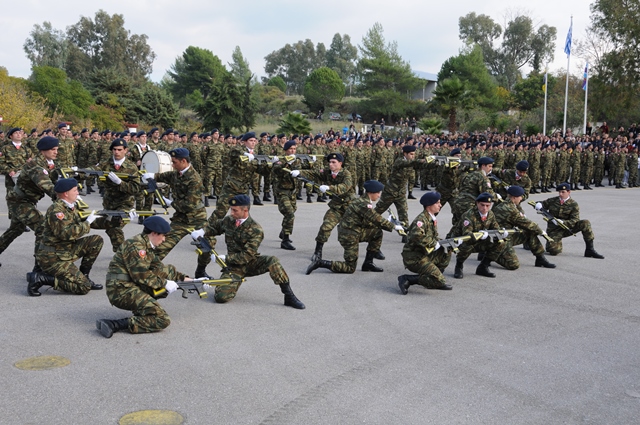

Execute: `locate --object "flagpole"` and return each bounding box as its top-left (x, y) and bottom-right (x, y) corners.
top-left (543, 69), bottom-right (548, 135)
top-left (583, 63), bottom-right (589, 135)
top-left (563, 16), bottom-right (573, 137)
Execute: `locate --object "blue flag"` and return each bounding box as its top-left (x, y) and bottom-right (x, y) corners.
top-left (582, 63), bottom-right (589, 90)
top-left (564, 22), bottom-right (573, 56)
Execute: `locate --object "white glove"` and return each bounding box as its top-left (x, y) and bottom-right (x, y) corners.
top-left (86, 210), bottom-right (99, 224)
top-left (271, 155), bottom-right (279, 163)
top-left (128, 209), bottom-right (138, 221)
top-left (287, 157), bottom-right (295, 165)
top-left (76, 195), bottom-right (84, 202)
top-left (455, 238), bottom-right (464, 247)
top-left (165, 280), bottom-right (178, 294)
top-left (394, 224), bottom-right (404, 231)
top-left (290, 170), bottom-right (300, 178)
top-left (162, 196), bottom-right (172, 207)
top-left (311, 155), bottom-right (317, 162)
top-left (551, 219), bottom-right (563, 225)
top-left (71, 166), bottom-right (78, 171)
top-left (244, 152), bottom-right (255, 161)
top-left (434, 242), bottom-right (441, 250)
top-left (191, 228), bottom-right (205, 240)
top-left (217, 254), bottom-right (226, 263)
top-left (319, 185), bottom-right (330, 193)
top-left (502, 230), bottom-right (509, 238)
top-left (541, 231), bottom-right (548, 237)
top-left (535, 202), bottom-right (543, 210)
top-left (496, 194), bottom-right (503, 200)
top-left (142, 172), bottom-right (155, 181)
top-left (480, 231), bottom-right (489, 240)
top-left (387, 215), bottom-right (393, 222)
top-left (108, 171), bottom-right (122, 185)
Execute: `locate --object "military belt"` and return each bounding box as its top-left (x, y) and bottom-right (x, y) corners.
top-left (106, 273), bottom-right (132, 282)
top-left (38, 244), bottom-right (56, 252)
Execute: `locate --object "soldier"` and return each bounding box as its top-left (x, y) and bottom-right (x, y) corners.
top-left (305, 180), bottom-right (399, 275)
top-left (493, 160), bottom-right (532, 200)
top-left (96, 216), bottom-right (193, 338)
top-left (448, 192), bottom-right (507, 279)
top-left (28, 178), bottom-right (104, 296)
top-left (540, 142), bottom-right (556, 192)
top-left (491, 185), bottom-right (556, 270)
top-left (535, 182), bottom-right (604, 259)
top-left (527, 142), bottom-right (542, 193)
top-left (293, 152), bottom-right (356, 262)
top-left (55, 123), bottom-right (76, 168)
top-left (436, 148), bottom-right (465, 210)
top-left (398, 191), bottom-right (453, 295)
top-left (581, 142), bottom-right (595, 190)
top-left (141, 148), bottom-right (209, 277)
top-left (593, 145), bottom-right (606, 187)
top-left (202, 128), bottom-right (224, 200)
top-left (131, 131), bottom-right (154, 220)
top-left (451, 156), bottom-right (499, 225)
top-left (191, 194), bottom-right (305, 309)
top-left (627, 145), bottom-right (638, 188)
top-left (569, 143), bottom-right (582, 190)
top-left (0, 128), bottom-right (31, 208)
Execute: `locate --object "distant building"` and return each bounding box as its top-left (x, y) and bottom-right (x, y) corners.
top-left (412, 70), bottom-right (438, 102)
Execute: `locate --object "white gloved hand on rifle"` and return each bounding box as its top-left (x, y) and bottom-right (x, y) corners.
top-left (165, 280), bottom-right (178, 294)
top-left (108, 171), bottom-right (122, 185)
top-left (191, 228), bottom-right (205, 240)
top-left (86, 210), bottom-right (99, 224)
top-left (319, 185), bottom-right (330, 193)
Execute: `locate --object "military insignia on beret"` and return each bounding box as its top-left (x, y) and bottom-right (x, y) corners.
top-left (463, 220), bottom-right (470, 227)
top-left (56, 212), bottom-right (64, 220)
top-left (230, 199), bottom-right (237, 205)
top-left (417, 221), bottom-right (423, 228)
top-left (367, 204), bottom-right (372, 208)
top-left (139, 250), bottom-right (146, 258)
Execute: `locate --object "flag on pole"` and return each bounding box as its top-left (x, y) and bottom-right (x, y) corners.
top-left (564, 22), bottom-right (573, 56)
top-left (582, 63), bottom-right (589, 90)
top-left (542, 73), bottom-right (547, 93)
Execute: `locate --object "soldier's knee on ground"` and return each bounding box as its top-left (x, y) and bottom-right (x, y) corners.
top-left (545, 240), bottom-right (563, 255)
top-left (214, 283), bottom-right (240, 303)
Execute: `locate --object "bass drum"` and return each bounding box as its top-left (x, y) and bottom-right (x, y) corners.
top-left (141, 150), bottom-right (172, 187)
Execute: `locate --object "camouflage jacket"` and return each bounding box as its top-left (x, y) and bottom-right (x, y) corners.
top-left (457, 171), bottom-right (496, 204)
top-left (491, 199), bottom-right (542, 234)
top-left (298, 167), bottom-right (355, 208)
top-left (338, 196), bottom-right (395, 235)
top-left (540, 196), bottom-right (580, 230)
top-left (40, 199), bottom-right (91, 251)
top-left (205, 215), bottom-right (263, 268)
top-left (0, 142), bottom-right (31, 189)
top-left (494, 169), bottom-right (532, 200)
top-left (9, 155), bottom-right (56, 204)
top-left (384, 157), bottom-right (430, 193)
top-left (155, 166), bottom-right (206, 218)
top-left (402, 211), bottom-right (439, 261)
top-left (272, 158), bottom-right (311, 192)
top-left (447, 207), bottom-right (500, 238)
top-left (223, 146), bottom-right (270, 193)
top-left (93, 157), bottom-right (140, 210)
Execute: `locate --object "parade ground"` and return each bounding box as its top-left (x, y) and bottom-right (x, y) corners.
top-left (1, 184), bottom-right (639, 424)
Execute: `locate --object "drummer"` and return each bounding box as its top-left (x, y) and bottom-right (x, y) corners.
top-left (132, 131), bottom-right (156, 223)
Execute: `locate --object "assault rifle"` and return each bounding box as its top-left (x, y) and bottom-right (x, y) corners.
top-left (78, 209), bottom-right (160, 224)
top-left (427, 156), bottom-right (478, 170)
top-left (239, 154), bottom-right (277, 165)
top-left (191, 236), bottom-right (230, 270)
top-left (387, 209), bottom-right (407, 236)
top-left (488, 173), bottom-right (509, 189)
top-left (483, 228), bottom-right (521, 243)
top-left (425, 232), bottom-right (484, 254)
top-left (143, 178), bottom-right (170, 213)
top-left (73, 168), bottom-right (142, 182)
top-left (527, 201), bottom-right (576, 236)
top-left (152, 277), bottom-right (247, 298)
top-left (283, 168), bottom-right (335, 196)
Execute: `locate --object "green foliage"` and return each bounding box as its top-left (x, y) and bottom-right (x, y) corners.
top-left (128, 83), bottom-right (179, 128)
top-left (266, 76), bottom-right (287, 93)
top-left (196, 72), bottom-right (256, 133)
top-left (511, 72), bottom-right (555, 111)
top-left (326, 33), bottom-right (358, 85)
top-left (88, 104), bottom-right (124, 130)
top-left (253, 85), bottom-right (286, 114)
top-left (23, 22), bottom-right (68, 69)
top-left (167, 46), bottom-right (227, 106)
top-left (228, 46), bottom-right (253, 82)
top-left (431, 76), bottom-right (472, 132)
top-left (303, 67), bottom-right (345, 112)
top-left (276, 113), bottom-right (312, 135)
top-left (524, 123), bottom-right (541, 136)
top-left (418, 115), bottom-right (445, 134)
top-left (264, 39), bottom-right (327, 95)
top-left (28, 66), bottom-right (93, 119)
top-left (0, 69), bottom-right (54, 129)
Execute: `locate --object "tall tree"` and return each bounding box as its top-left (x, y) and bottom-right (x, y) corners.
top-left (326, 33), bottom-right (358, 86)
top-left (228, 46), bottom-right (253, 82)
top-left (23, 22), bottom-right (69, 70)
top-left (430, 76), bottom-right (472, 133)
top-left (303, 67), bottom-right (345, 113)
top-left (0, 68), bottom-right (52, 129)
top-left (264, 39), bottom-right (327, 95)
top-left (28, 66), bottom-right (93, 119)
top-left (167, 46), bottom-right (227, 106)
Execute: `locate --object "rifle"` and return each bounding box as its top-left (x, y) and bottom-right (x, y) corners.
top-left (283, 168), bottom-right (335, 196)
top-left (240, 154), bottom-right (277, 165)
top-left (78, 209), bottom-right (160, 224)
top-left (152, 277), bottom-right (247, 298)
top-left (488, 173), bottom-right (509, 189)
top-left (294, 154), bottom-right (323, 163)
top-left (190, 236), bottom-right (229, 270)
top-left (387, 209), bottom-right (407, 236)
top-left (425, 232), bottom-right (484, 254)
top-left (483, 228), bottom-right (521, 243)
top-left (143, 178), bottom-right (170, 214)
top-left (427, 156), bottom-right (478, 170)
top-left (74, 168), bottom-right (142, 182)
top-left (527, 201), bottom-right (576, 236)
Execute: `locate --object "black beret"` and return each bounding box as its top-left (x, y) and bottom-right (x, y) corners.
top-left (229, 194), bottom-right (251, 206)
top-left (506, 185), bottom-right (525, 197)
top-left (7, 127), bottom-right (21, 138)
top-left (478, 157), bottom-right (494, 165)
top-left (150, 127), bottom-right (159, 133)
top-left (30, 128), bottom-right (37, 134)
top-left (136, 131), bottom-right (146, 137)
top-left (110, 139), bottom-right (127, 150)
top-left (278, 134), bottom-right (285, 138)
top-left (402, 145), bottom-right (416, 153)
top-left (81, 128), bottom-right (89, 133)
top-left (57, 122), bottom-right (67, 129)
top-left (450, 148), bottom-right (461, 156)
top-left (211, 128), bottom-right (219, 134)
top-left (169, 148), bottom-right (190, 159)
top-left (420, 191), bottom-right (441, 207)
top-left (314, 135), bottom-right (322, 140)
top-left (260, 132), bottom-right (268, 138)
top-left (476, 192), bottom-right (494, 203)
top-left (363, 180), bottom-right (384, 193)
top-left (516, 160), bottom-right (529, 171)
top-left (54, 178), bottom-right (78, 193)
top-left (326, 152), bottom-right (344, 163)
top-left (556, 182), bottom-right (571, 191)
top-left (37, 136), bottom-right (59, 151)
top-left (283, 140), bottom-right (296, 151)
top-left (143, 216), bottom-right (171, 234)
top-left (190, 131), bottom-right (198, 138)
top-left (90, 129), bottom-right (99, 135)
top-left (242, 132), bottom-right (256, 141)
top-left (303, 135), bottom-right (311, 141)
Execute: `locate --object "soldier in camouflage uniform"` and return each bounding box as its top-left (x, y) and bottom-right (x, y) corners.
top-left (74, 128), bottom-right (91, 194)
top-left (555, 143), bottom-right (571, 186)
top-left (580, 143), bottom-right (595, 189)
top-left (306, 180), bottom-right (398, 275)
top-left (611, 146), bottom-right (626, 188)
top-left (536, 182), bottom-right (604, 258)
top-left (55, 123), bottom-right (76, 168)
top-left (527, 142), bottom-right (542, 193)
top-left (593, 145), bottom-right (606, 187)
top-left (451, 156), bottom-right (498, 225)
top-left (202, 129), bottom-right (224, 201)
top-left (193, 194), bottom-right (304, 309)
top-left (0, 128), bottom-right (32, 209)
top-left (540, 142), bottom-right (555, 192)
top-left (142, 148), bottom-right (209, 277)
top-left (491, 185), bottom-right (556, 270)
top-left (28, 178), bottom-right (104, 296)
top-left (627, 145), bottom-right (638, 187)
top-left (436, 148), bottom-right (464, 210)
top-left (569, 143), bottom-right (582, 190)
top-left (96, 216), bottom-right (191, 338)
top-left (398, 192), bottom-right (453, 295)
top-left (493, 160), bottom-right (532, 200)
top-left (447, 192), bottom-right (507, 279)
top-left (370, 138), bottom-right (387, 183)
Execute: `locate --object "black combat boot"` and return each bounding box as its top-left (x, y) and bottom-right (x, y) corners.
top-left (584, 240), bottom-right (604, 259)
top-left (574, 183), bottom-right (582, 190)
top-left (80, 265), bottom-right (103, 290)
top-left (306, 259), bottom-right (332, 275)
top-left (273, 195), bottom-right (278, 204)
top-left (318, 194), bottom-right (327, 202)
top-left (280, 283), bottom-right (305, 309)
top-left (407, 191), bottom-right (416, 200)
top-left (373, 251), bottom-right (385, 260)
top-left (530, 187), bottom-right (538, 194)
top-left (96, 318), bottom-right (130, 338)
top-left (263, 192), bottom-right (272, 202)
top-left (398, 274), bottom-right (420, 295)
top-left (204, 197), bottom-right (210, 207)
top-left (453, 261), bottom-right (464, 279)
top-left (27, 272), bottom-right (55, 296)
top-left (307, 194), bottom-right (313, 203)
top-left (281, 235), bottom-right (296, 250)
top-left (362, 251), bottom-right (383, 272)
top-left (311, 242), bottom-right (324, 262)
top-left (401, 235), bottom-right (408, 243)
top-left (253, 196), bottom-right (263, 206)
top-left (296, 192), bottom-right (303, 200)
top-left (194, 265), bottom-right (210, 279)
top-left (477, 252), bottom-right (485, 261)
top-left (535, 254), bottom-right (556, 268)
top-left (475, 257), bottom-right (496, 278)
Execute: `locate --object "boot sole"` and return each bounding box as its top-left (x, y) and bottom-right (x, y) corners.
top-left (96, 320), bottom-right (114, 338)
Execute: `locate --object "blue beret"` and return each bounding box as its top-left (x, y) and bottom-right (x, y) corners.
top-left (81, 128), bottom-right (89, 133)
top-left (476, 192), bottom-right (494, 203)
top-left (136, 131), bottom-right (146, 137)
top-left (57, 122), bottom-right (67, 129)
top-left (420, 191), bottom-right (441, 207)
top-left (7, 127), bottom-right (21, 138)
top-left (363, 180), bottom-right (384, 193)
top-left (278, 134), bottom-right (285, 138)
top-left (229, 194), bottom-right (251, 206)
top-left (150, 127), bottom-right (159, 133)
top-left (37, 136), bottom-right (59, 151)
top-left (402, 145), bottom-right (417, 153)
top-left (556, 182), bottom-right (571, 191)
top-left (110, 138), bottom-right (127, 150)
top-left (242, 132), bottom-right (256, 141)
top-left (506, 185), bottom-right (525, 197)
top-left (211, 128), bottom-right (219, 134)
top-left (327, 152), bottom-right (344, 162)
top-left (143, 216), bottom-right (171, 234)
top-left (449, 148), bottom-right (461, 156)
top-left (516, 160), bottom-right (529, 171)
top-left (283, 140), bottom-right (296, 151)
top-left (478, 157), bottom-right (494, 165)
top-left (54, 178), bottom-right (78, 193)
top-left (260, 132), bottom-right (268, 138)
top-left (169, 148), bottom-right (190, 159)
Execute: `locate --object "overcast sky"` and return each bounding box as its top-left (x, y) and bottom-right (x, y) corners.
top-left (2, 0), bottom-right (591, 83)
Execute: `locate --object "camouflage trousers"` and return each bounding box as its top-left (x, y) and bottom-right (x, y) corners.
top-left (375, 191), bottom-right (409, 225)
top-left (402, 249), bottom-right (451, 288)
top-left (215, 256), bottom-right (288, 303)
top-left (36, 235), bottom-right (104, 295)
top-left (0, 200), bottom-right (44, 257)
top-left (593, 167), bottom-right (604, 184)
top-left (435, 187), bottom-right (456, 209)
top-left (454, 238), bottom-right (506, 264)
top-left (275, 190), bottom-right (297, 235)
top-left (91, 215), bottom-right (127, 252)
top-left (315, 204), bottom-right (348, 244)
top-left (356, 166), bottom-right (366, 194)
top-left (106, 281), bottom-right (170, 333)
top-left (570, 166), bottom-right (581, 184)
top-left (154, 214), bottom-right (209, 266)
top-left (545, 220), bottom-right (594, 255)
top-left (581, 166), bottom-right (594, 185)
top-left (330, 227), bottom-right (384, 274)
top-left (494, 232), bottom-right (544, 270)
top-left (450, 196), bottom-right (476, 226)
top-left (135, 192), bottom-right (154, 212)
top-left (203, 167), bottom-right (223, 197)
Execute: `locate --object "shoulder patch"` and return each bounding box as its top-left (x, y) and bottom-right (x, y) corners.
top-left (319, 169), bottom-right (324, 173)
top-left (367, 204), bottom-right (373, 209)
top-left (55, 212), bottom-right (65, 220)
top-left (487, 181), bottom-right (491, 187)
top-left (138, 250), bottom-right (147, 258)
top-left (416, 221), bottom-right (423, 228)
top-left (463, 220), bottom-right (470, 227)
top-left (43, 169), bottom-right (49, 175)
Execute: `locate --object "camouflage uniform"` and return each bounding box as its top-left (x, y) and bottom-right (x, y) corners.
top-left (36, 199), bottom-right (104, 294)
top-left (580, 149), bottom-right (594, 188)
top-left (528, 148), bottom-right (541, 190)
top-left (593, 149), bottom-right (605, 186)
top-left (106, 233), bottom-right (186, 333)
top-left (446, 207), bottom-right (506, 263)
top-left (130, 143), bottom-right (154, 211)
top-left (540, 147), bottom-right (555, 190)
top-left (401, 211), bottom-right (451, 288)
top-left (627, 150), bottom-right (638, 187)
top-left (271, 158), bottom-right (311, 236)
top-left (202, 141), bottom-right (224, 198)
top-left (494, 169), bottom-right (532, 200)
top-left (555, 149), bottom-right (570, 185)
top-left (56, 137), bottom-right (76, 168)
top-left (539, 196), bottom-right (596, 255)
top-left (569, 149), bottom-right (581, 186)
top-left (370, 144), bottom-right (387, 182)
top-left (0, 142), bottom-right (31, 203)
top-left (451, 171), bottom-right (496, 225)
top-left (436, 164), bottom-right (464, 208)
